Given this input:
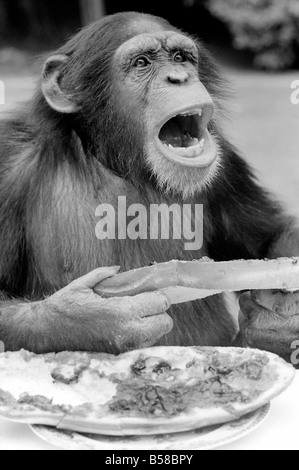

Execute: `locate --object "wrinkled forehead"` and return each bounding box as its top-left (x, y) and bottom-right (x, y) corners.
top-left (128, 18), bottom-right (169, 36)
top-left (115, 31), bottom-right (197, 62)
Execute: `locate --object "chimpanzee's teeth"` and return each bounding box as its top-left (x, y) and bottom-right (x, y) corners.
top-left (180, 109), bottom-right (202, 117)
top-left (163, 138), bottom-right (205, 158)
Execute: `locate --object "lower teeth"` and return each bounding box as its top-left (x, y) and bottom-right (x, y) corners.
top-left (163, 138), bottom-right (205, 158)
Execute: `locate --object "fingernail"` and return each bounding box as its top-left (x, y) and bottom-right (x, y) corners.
top-left (108, 266), bottom-right (121, 272)
top-left (251, 291), bottom-right (261, 305)
top-left (159, 292), bottom-right (171, 309)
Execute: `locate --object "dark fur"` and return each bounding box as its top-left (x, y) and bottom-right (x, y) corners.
top-left (0, 12), bottom-right (292, 352)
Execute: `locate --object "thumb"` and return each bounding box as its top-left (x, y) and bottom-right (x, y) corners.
top-left (239, 291), bottom-right (269, 320)
top-left (72, 266), bottom-right (121, 289)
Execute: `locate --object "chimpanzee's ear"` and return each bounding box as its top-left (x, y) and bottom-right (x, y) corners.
top-left (42, 55), bottom-right (80, 114)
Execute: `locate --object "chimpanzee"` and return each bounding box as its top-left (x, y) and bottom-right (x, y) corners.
top-left (0, 12), bottom-right (298, 362)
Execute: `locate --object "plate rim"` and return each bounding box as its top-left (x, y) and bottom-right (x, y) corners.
top-left (30, 403), bottom-right (270, 451)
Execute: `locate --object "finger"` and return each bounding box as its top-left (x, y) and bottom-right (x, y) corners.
top-left (244, 324), bottom-right (289, 356)
top-left (133, 291), bottom-right (170, 318)
top-left (240, 292), bottom-right (283, 332)
top-left (72, 266), bottom-right (121, 289)
top-left (252, 290), bottom-right (299, 316)
top-left (115, 314), bottom-right (174, 352)
top-left (139, 313), bottom-right (174, 347)
top-left (239, 292), bottom-right (270, 320)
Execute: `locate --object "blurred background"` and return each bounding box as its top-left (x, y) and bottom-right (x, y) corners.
top-left (0, 0), bottom-right (298, 215)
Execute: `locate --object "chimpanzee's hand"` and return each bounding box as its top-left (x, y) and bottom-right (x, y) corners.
top-left (44, 266), bottom-right (173, 353)
top-left (239, 290), bottom-right (299, 363)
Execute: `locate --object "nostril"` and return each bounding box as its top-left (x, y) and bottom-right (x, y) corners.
top-left (167, 72), bottom-right (189, 85)
top-left (168, 77), bottom-right (182, 85)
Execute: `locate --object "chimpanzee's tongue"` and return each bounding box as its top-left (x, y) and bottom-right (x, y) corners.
top-left (159, 120), bottom-right (183, 147)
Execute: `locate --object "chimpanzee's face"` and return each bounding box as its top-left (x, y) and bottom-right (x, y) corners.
top-left (112, 30), bottom-right (221, 198)
top-left (41, 17), bottom-right (222, 199)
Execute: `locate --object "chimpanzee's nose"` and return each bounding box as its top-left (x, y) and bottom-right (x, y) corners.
top-left (167, 70), bottom-right (189, 85)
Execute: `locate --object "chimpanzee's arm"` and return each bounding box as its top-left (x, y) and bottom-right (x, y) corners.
top-left (0, 298), bottom-right (52, 353)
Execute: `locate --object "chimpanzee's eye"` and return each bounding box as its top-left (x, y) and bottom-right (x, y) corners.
top-left (173, 51), bottom-right (186, 63)
top-left (133, 56), bottom-right (151, 68)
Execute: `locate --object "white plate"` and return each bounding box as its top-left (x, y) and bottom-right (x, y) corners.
top-left (30, 404), bottom-right (270, 450)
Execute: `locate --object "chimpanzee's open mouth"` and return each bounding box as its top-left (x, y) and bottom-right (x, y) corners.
top-left (159, 111), bottom-right (204, 158)
top-left (156, 107), bottom-right (217, 168)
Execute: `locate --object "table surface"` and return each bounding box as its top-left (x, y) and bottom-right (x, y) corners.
top-left (0, 373), bottom-right (298, 450)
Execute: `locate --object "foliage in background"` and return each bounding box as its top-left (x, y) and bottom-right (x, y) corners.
top-left (0, 0), bottom-right (81, 48)
top-left (206, 0), bottom-right (299, 70)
